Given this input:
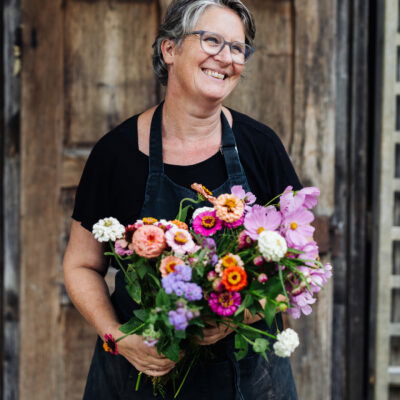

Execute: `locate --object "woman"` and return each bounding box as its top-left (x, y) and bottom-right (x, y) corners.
top-left (63, 0), bottom-right (301, 398)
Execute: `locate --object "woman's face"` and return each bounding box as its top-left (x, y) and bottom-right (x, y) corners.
top-left (165, 6), bottom-right (246, 104)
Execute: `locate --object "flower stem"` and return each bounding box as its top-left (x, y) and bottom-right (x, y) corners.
top-left (135, 372), bottom-right (143, 391)
top-left (173, 353), bottom-right (199, 399)
top-left (116, 322), bottom-right (146, 342)
top-left (177, 197), bottom-right (200, 221)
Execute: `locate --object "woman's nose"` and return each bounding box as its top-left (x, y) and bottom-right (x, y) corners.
top-left (214, 44), bottom-right (233, 64)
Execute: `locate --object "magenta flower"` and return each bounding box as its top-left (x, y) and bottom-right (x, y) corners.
top-left (208, 291), bottom-right (241, 316)
top-left (192, 210), bottom-right (223, 236)
top-left (244, 204), bottom-right (282, 240)
top-left (238, 231), bottom-right (253, 249)
top-left (224, 215), bottom-right (244, 229)
top-left (281, 208), bottom-right (314, 247)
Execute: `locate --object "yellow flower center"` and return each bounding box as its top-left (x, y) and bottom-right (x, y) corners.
top-left (104, 220), bottom-right (112, 227)
top-left (220, 293), bottom-right (234, 307)
top-left (166, 261), bottom-right (177, 274)
top-left (201, 215), bottom-right (216, 228)
top-left (290, 222), bottom-right (298, 230)
top-left (222, 255), bottom-right (237, 268)
top-left (174, 232), bottom-right (188, 244)
top-left (228, 272), bottom-right (241, 285)
top-left (224, 198), bottom-right (237, 210)
top-left (257, 227), bottom-right (265, 234)
top-left (143, 217), bottom-right (158, 225)
top-left (202, 185), bottom-right (213, 196)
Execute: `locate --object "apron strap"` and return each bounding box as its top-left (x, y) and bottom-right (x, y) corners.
top-left (148, 101), bottom-right (247, 184)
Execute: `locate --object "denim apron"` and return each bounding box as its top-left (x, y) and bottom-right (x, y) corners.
top-left (82, 103), bottom-right (298, 400)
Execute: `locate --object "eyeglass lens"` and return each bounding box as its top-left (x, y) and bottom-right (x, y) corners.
top-left (199, 32), bottom-right (251, 64)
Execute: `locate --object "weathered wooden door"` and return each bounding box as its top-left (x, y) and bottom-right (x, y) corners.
top-left (16, 0), bottom-right (335, 399)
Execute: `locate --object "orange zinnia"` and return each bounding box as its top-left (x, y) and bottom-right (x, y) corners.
top-left (222, 265), bottom-right (248, 291)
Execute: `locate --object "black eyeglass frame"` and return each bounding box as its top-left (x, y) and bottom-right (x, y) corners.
top-left (187, 30), bottom-right (255, 64)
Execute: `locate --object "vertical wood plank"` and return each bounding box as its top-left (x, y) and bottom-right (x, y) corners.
top-left (289, 0), bottom-right (336, 399)
top-left (2, 1), bottom-right (21, 399)
top-left (20, 0), bottom-right (64, 398)
top-left (64, 0), bottom-right (158, 145)
top-left (226, 0), bottom-right (294, 147)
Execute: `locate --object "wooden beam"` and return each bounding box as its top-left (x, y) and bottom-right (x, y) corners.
top-left (2, 1), bottom-right (21, 399)
top-left (20, 0), bottom-right (64, 398)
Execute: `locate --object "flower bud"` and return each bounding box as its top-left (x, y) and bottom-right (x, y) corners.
top-left (253, 256), bottom-right (265, 267)
top-left (207, 271), bottom-right (217, 281)
top-left (258, 273), bottom-right (268, 283)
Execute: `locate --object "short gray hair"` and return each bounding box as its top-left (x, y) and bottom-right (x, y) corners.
top-left (152, 0), bottom-right (256, 86)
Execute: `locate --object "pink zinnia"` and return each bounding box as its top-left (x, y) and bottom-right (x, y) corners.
top-left (244, 204), bottom-right (282, 240)
top-left (165, 227), bottom-right (197, 255)
top-left (159, 255), bottom-right (185, 277)
top-left (224, 215), bottom-right (244, 229)
top-left (281, 207), bottom-right (315, 247)
top-left (208, 291), bottom-right (241, 316)
top-left (130, 225), bottom-right (166, 258)
top-left (192, 210), bottom-right (223, 236)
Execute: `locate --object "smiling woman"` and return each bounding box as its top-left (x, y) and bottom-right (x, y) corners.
top-left (63, 0), bottom-right (301, 399)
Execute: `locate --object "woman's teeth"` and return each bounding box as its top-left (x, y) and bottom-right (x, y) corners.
top-left (203, 69), bottom-right (225, 80)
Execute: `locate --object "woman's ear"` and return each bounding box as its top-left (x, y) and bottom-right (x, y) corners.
top-left (161, 39), bottom-right (176, 65)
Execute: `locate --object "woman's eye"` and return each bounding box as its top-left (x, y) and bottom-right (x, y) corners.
top-left (231, 44), bottom-right (245, 54)
top-left (204, 36), bottom-right (221, 46)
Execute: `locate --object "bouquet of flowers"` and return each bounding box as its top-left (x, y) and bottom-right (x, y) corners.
top-left (92, 183), bottom-right (332, 398)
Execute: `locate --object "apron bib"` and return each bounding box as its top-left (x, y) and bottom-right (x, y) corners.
top-left (83, 103), bottom-right (298, 399)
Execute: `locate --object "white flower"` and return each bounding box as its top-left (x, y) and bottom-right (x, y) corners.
top-left (192, 207), bottom-right (215, 220)
top-left (258, 230), bottom-right (287, 262)
top-left (92, 217), bottom-right (125, 242)
top-left (273, 328), bottom-right (300, 357)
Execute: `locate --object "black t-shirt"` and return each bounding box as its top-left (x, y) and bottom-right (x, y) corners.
top-left (72, 108), bottom-right (302, 231)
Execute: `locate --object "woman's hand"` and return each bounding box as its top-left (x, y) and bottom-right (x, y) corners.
top-left (195, 319), bottom-right (235, 346)
top-left (116, 332), bottom-right (179, 377)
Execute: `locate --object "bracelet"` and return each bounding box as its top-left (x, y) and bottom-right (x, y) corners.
top-left (102, 333), bottom-right (119, 355)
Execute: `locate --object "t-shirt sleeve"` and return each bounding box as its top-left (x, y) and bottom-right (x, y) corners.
top-left (71, 137), bottom-right (113, 232)
top-left (266, 130), bottom-right (303, 198)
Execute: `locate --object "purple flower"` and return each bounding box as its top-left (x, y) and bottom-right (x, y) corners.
top-left (279, 187), bottom-right (306, 215)
top-left (208, 291), bottom-right (241, 316)
top-left (211, 254), bottom-right (219, 266)
top-left (203, 237), bottom-right (216, 250)
top-left (162, 274), bottom-right (177, 294)
top-left (174, 264), bottom-right (192, 282)
top-left (297, 187), bottom-right (320, 209)
top-left (287, 290), bottom-right (316, 319)
top-left (184, 283), bottom-right (203, 301)
top-left (244, 204), bottom-right (282, 240)
top-left (168, 308), bottom-right (189, 330)
top-left (231, 185), bottom-right (256, 207)
top-left (172, 280), bottom-right (187, 297)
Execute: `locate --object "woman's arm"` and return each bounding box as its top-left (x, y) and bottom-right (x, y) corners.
top-left (63, 220), bottom-right (177, 376)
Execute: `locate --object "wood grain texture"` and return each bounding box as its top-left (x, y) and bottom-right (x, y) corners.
top-left (288, 0), bottom-right (336, 399)
top-left (225, 0), bottom-right (293, 147)
top-left (20, 0), bottom-right (64, 398)
top-left (64, 0), bottom-right (158, 145)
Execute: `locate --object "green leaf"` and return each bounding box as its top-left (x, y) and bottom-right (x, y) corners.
top-left (175, 329), bottom-right (186, 339)
top-left (135, 259), bottom-right (152, 279)
top-left (253, 338), bottom-right (269, 353)
top-left (119, 317), bottom-right (145, 334)
top-left (156, 289), bottom-right (170, 308)
top-left (264, 299), bottom-right (277, 327)
top-left (234, 334), bottom-right (249, 361)
top-left (163, 341), bottom-right (181, 362)
top-left (126, 282), bottom-right (142, 304)
top-left (133, 309), bottom-right (149, 322)
top-left (147, 273), bottom-right (161, 288)
top-left (234, 293), bottom-right (253, 316)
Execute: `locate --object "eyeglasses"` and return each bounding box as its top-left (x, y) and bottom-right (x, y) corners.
top-left (187, 30), bottom-right (254, 65)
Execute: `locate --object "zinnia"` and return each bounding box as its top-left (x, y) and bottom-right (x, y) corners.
top-left (159, 255), bottom-right (184, 277)
top-left (222, 265), bottom-right (248, 291)
top-left (214, 194), bottom-right (244, 223)
top-left (92, 217), bottom-right (125, 242)
top-left (130, 225), bottom-right (166, 258)
top-left (208, 291), bottom-right (241, 316)
top-left (165, 227), bottom-right (197, 255)
top-left (273, 328), bottom-right (300, 357)
top-left (258, 230), bottom-right (287, 262)
top-left (192, 210), bottom-right (223, 236)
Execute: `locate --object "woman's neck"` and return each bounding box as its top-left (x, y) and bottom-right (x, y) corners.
top-left (162, 89), bottom-right (223, 143)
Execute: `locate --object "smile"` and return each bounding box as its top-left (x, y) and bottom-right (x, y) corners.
top-left (202, 68), bottom-right (226, 80)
